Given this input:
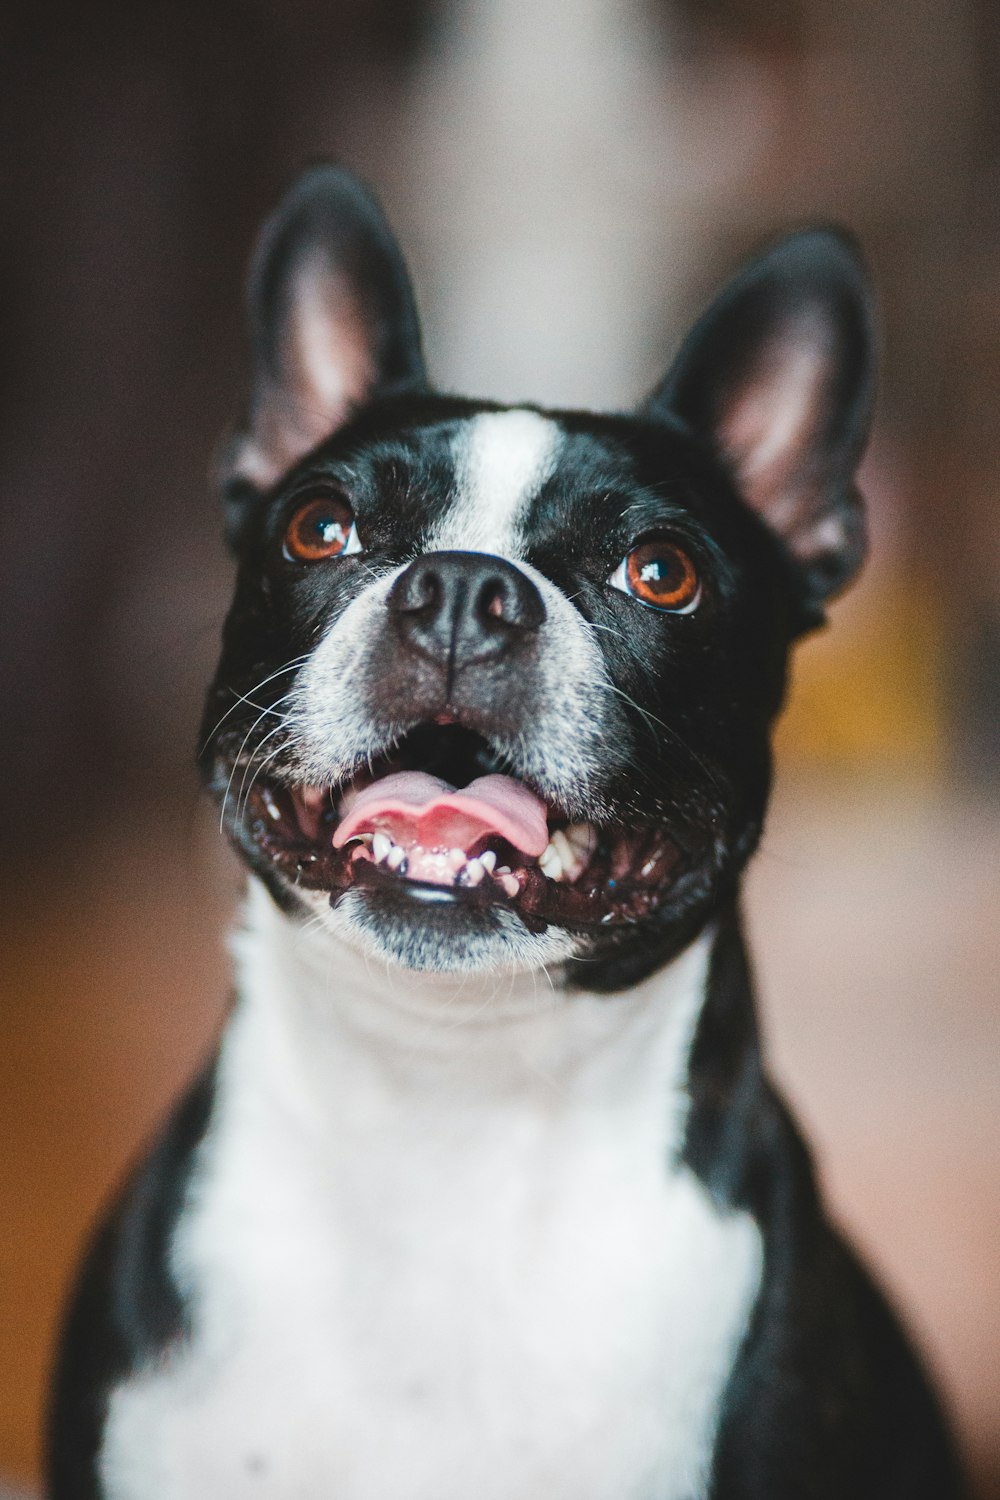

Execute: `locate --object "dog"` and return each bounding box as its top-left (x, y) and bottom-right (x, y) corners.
top-left (48, 165), bottom-right (967, 1499)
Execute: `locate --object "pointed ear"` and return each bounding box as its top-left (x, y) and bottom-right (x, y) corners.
top-left (222, 165), bottom-right (426, 535)
top-left (647, 228), bottom-right (876, 621)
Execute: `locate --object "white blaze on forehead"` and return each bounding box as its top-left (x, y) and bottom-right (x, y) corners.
top-left (429, 408), bottom-right (561, 556)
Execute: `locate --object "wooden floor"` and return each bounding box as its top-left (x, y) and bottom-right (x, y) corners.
top-left (1, 777), bottom-right (998, 1494)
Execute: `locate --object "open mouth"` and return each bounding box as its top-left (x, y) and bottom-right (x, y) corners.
top-left (235, 724), bottom-right (682, 931)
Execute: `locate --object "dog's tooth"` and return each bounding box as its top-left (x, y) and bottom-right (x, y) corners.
top-left (386, 844), bottom-right (407, 871)
top-left (555, 825), bottom-right (597, 882)
top-left (495, 864), bottom-right (511, 877)
top-left (372, 832), bottom-right (392, 864)
top-left (565, 822), bottom-right (597, 859)
top-left (461, 857), bottom-right (485, 887)
top-left (262, 788), bottom-right (282, 822)
top-left (479, 850), bottom-right (497, 875)
top-left (538, 842), bottom-right (564, 881)
top-left (550, 829), bottom-right (581, 878)
top-left (447, 847), bottom-right (467, 872)
top-left (550, 829), bottom-right (572, 858)
top-left (499, 872), bottom-right (520, 899)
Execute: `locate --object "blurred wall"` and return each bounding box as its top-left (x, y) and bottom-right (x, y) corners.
top-left (0, 0), bottom-right (425, 843)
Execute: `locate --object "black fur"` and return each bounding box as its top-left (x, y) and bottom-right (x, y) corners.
top-left (684, 914), bottom-right (965, 1497)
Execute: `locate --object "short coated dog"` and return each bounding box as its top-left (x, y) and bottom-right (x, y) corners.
top-left (49, 167), bottom-right (966, 1499)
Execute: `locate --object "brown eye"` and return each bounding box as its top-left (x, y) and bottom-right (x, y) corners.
top-left (283, 496), bottom-right (358, 562)
top-left (612, 539), bottom-right (701, 613)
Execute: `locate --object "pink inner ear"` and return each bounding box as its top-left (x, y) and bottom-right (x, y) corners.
top-left (718, 326), bottom-right (832, 545)
top-left (286, 257), bottom-right (375, 433)
top-left (233, 256), bottom-right (376, 491)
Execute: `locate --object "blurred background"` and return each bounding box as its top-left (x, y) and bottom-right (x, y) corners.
top-left (1, 0), bottom-right (998, 1493)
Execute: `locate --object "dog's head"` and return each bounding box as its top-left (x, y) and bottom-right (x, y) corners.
top-left (201, 166), bottom-right (875, 984)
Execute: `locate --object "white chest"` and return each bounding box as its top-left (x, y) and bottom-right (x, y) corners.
top-left (100, 899), bottom-right (762, 1500)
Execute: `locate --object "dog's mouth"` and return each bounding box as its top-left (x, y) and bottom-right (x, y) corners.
top-left (234, 724), bottom-right (682, 931)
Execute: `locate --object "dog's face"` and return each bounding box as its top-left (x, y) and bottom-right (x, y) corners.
top-left (201, 169), bottom-right (874, 983)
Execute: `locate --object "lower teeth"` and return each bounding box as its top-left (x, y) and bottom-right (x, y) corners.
top-left (360, 820), bottom-right (599, 893)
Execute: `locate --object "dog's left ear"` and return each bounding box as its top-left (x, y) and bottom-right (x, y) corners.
top-left (647, 228), bottom-right (876, 622)
top-left (222, 164), bottom-right (426, 543)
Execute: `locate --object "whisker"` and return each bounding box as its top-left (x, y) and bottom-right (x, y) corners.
top-left (585, 620), bottom-right (630, 645)
top-left (199, 655), bottom-right (310, 753)
top-left (235, 720), bottom-right (295, 824)
top-left (220, 702), bottom-right (293, 833)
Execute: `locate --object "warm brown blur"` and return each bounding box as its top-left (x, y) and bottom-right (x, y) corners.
top-left (1, 0), bottom-right (998, 1494)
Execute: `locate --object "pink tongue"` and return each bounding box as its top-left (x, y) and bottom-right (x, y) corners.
top-left (332, 771), bottom-right (549, 857)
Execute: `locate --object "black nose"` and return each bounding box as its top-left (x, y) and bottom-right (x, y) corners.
top-left (387, 551), bottom-right (546, 680)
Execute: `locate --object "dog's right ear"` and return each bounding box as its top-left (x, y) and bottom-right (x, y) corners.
top-left (221, 165), bottom-right (426, 547)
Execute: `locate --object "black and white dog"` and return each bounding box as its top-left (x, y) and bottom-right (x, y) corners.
top-left (49, 167), bottom-right (966, 1499)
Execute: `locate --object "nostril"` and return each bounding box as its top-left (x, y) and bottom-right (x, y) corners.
top-left (414, 573), bottom-right (441, 613)
top-left (481, 583), bottom-right (507, 622)
top-left (398, 567), bottom-right (441, 615)
top-left (474, 573), bottom-right (545, 632)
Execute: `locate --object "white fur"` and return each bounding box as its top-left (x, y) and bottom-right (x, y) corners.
top-left (100, 885), bottom-right (763, 1500)
top-left (428, 408), bottom-right (561, 555)
top-left (490, 556), bottom-right (622, 812)
top-left (287, 560), bottom-right (413, 788)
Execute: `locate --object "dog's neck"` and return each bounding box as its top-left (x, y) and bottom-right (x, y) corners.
top-left (227, 877), bottom-right (716, 1127)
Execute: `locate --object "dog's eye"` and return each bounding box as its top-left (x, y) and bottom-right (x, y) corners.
top-left (608, 538), bottom-right (701, 614)
top-left (283, 495), bottom-right (361, 563)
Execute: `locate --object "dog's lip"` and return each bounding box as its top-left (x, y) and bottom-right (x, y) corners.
top-left (215, 719), bottom-right (685, 928)
top-left (243, 771), bottom-right (684, 932)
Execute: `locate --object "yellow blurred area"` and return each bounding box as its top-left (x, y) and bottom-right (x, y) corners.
top-left (777, 570), bottom-right (946, 778)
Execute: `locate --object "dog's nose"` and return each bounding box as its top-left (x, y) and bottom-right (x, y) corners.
top-left (387, 551), bottom-right (546, 676)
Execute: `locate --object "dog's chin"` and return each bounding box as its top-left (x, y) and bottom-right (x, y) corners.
top-left (305, 884), bottom-right (582, 974)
